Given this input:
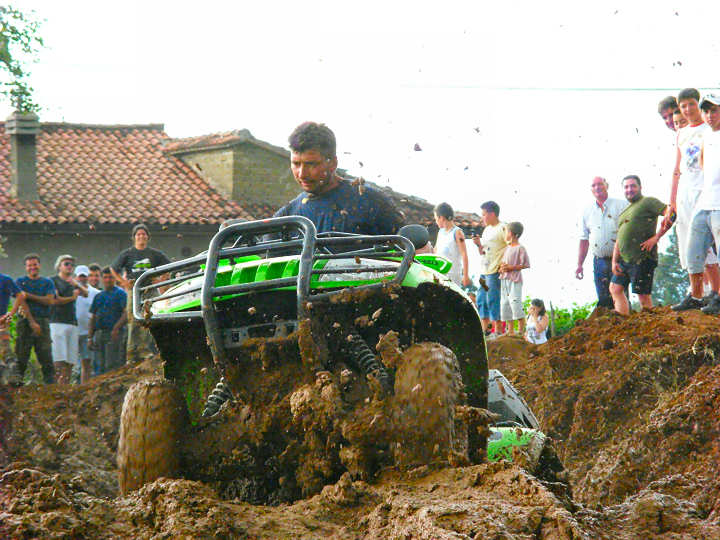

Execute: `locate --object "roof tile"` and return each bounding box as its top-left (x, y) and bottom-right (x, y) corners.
top-left (0, 123), bottom-right (254, 225)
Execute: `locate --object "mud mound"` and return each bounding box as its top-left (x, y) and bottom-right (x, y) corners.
top-left (3, 460), bottom-right (717, 539)
top-left (3, 305), bottom-right (720, 538)
top-left (0, 357), bottom-right (162, 498)
top-left (488, 307), bottom-right (720, 520)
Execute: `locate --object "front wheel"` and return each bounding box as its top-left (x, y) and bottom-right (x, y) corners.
top-left (392, 342), bottom-right (465, 466)
top-left (117, 379), bottom-right (189, 494)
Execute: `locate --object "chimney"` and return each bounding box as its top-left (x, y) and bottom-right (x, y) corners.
top-left (6, 110), bottom-right (40, 200)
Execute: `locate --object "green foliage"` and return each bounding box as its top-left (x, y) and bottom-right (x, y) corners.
top-left (0, 5), bottom-right (45, 112)
top-left (548, 301), bottom-right (595, 336)
top-left (652, 230), bottom-right (688, 306)
top-left (522, 296), bottom-right (596, 337)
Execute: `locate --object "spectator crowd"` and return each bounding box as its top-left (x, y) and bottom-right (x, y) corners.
top-left (0, 223), bottom-right (169, 385)
top-left (433, 200), bottom-right (548, 344)
top-left (576, 89), bottom-right (720, 316)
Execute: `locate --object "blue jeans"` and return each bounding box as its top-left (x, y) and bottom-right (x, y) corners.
top-left (476, 275), bottom-right (490, 318)
top-left (485, 272), bottom-right (501, 321)
top-left (593, 256), bottom-right (614, 308)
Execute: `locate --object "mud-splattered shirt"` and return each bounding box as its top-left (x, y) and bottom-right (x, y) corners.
top-left (273, 179), bottom-right (405, 236)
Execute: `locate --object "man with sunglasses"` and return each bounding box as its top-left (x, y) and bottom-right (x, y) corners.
top-left (50, 255), bottom-right (87, 384)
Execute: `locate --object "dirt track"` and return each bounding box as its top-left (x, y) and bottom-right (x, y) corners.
top-left (1, 306), bottom-right (720, 538)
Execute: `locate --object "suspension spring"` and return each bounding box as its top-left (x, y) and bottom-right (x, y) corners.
top-left (202, 377), bottom-right (234, 417)
top-left (346, 329), bottom-right (394, 395)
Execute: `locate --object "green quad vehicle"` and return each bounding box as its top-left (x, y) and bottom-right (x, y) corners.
top-left (117, 216), bottom-right (563, 502)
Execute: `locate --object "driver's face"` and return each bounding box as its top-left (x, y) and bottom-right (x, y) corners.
top-left (290, 150), bottom-right (337, 194)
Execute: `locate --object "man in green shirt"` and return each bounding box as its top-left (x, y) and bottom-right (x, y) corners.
top-left (610, 175), bottom-right (674, 315)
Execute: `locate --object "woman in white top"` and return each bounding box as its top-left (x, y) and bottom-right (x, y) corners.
top-left (433, 202), bottom-right (470, 287)
top-left (525, 298), bottom-right (549, 345)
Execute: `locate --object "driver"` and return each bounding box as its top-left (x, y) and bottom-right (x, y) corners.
top-left (273, 122), bottom-right (405, 235)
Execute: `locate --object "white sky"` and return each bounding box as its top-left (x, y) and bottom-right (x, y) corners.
top-left (3, 0), bottom-right (720, 306)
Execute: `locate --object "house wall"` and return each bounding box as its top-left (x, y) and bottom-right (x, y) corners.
top-left (233, 143), bottom-right (297, 207)
top-left (0, 230), bottom-right (214, 279)
top-left (177, 149), bottom-right (235, 200)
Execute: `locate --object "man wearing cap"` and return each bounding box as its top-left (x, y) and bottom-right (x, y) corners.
top-left (576, 176), bottom-right (629, 309)
top-left (273, 122), bottom-right (405, 235)
top-left (675, 94), bottom-right (720, 313)
top-left (74, 265), bottom-right (100, 383)
top-left (50, 255), bottom-right (87, 384)
top-left (14, 254), bottom-right (56, 383)
top-left (111, 224), bottom-right (171, 363)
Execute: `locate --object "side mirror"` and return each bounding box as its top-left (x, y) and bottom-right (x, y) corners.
top-left (398, 224), bottom-right (430, 250)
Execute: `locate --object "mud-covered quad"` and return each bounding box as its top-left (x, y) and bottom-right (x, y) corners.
top-left (117, 216), bottom-right (561, 502)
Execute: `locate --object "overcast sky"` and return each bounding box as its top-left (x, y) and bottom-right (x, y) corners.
top-left (3, 0), bottom-right (720, 306)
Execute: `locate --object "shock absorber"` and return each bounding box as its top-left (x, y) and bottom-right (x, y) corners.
top-left (346, 329), bottom-right (394, 396)
top-left (202, 377), bottom-right (234, 417)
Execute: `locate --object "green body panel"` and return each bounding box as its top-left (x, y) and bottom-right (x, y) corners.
top-left (487, 427), bottom-right (545, 462)
top-left (153, 254), bottom-right (461, 315)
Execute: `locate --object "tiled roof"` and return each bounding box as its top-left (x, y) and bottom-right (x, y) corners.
top-left (0, 122), bottom-right (253, 225)
top-left (163, 129), bottom-right (289, 158)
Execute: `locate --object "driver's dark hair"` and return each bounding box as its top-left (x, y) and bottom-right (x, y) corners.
top-left (622, 174), bottom-right (642, 187)
top-left (531, 298), bottom-right (546, 316)
top-left (288, 122), bottom-right (336, 159)
top-left (101, 266), bottom-right (113, 275)
top-left (434, 202), bottom-right (454, 220)
top-left (678, 88), bottom-right (700, 103)
top-left (657, 95), bottom-right (678, 114)
top-left (24, 252), bottom-right (40, 263)
top-left (480, 200), bottom-right (500, 217)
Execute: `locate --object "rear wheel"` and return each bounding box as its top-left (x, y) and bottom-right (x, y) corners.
top-left (117, 379), bottom-right (189, 494)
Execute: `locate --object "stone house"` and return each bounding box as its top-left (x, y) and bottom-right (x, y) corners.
top-left (0, 111), bottom-right (480, 278)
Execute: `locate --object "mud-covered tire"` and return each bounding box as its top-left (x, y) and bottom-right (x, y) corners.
top-left (393, 342), bottom-right (464, 465)
top-left (117, 379), bottom-right (189, 495)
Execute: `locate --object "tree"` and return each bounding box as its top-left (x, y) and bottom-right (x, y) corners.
top-left (652, 230), bottom-right (688, 306)
top-left (0, 5), bottom-right (44, 112)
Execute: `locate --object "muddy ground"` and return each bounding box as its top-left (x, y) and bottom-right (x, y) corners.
top-left (1, 306), bottom-right (720, 538)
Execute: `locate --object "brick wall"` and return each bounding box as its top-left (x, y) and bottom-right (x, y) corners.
top-left (178, 148), bottom-right (235, 200)
top-left (233, 143), bottom-right (297, 207)
top-left (175, 144), bottom-right (297, 209)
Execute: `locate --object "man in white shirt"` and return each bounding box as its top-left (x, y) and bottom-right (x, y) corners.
top-left (576, 177), bottom-right (629, 308)
top-left (74, 265), bottom-right (100, 383)
top-left (668, 88), bottom-right (720, 297)
top-left (675, 94), bottom-right (720, 313)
